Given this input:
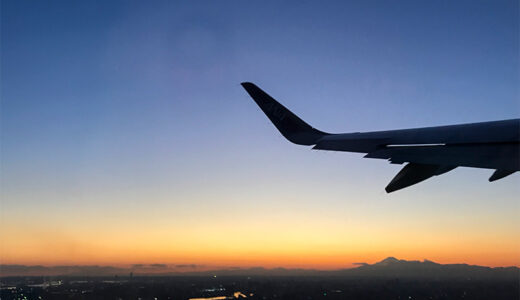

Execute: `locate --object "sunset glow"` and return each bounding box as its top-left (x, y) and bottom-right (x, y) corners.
top-left (1, 0), bottom-right (519, 272)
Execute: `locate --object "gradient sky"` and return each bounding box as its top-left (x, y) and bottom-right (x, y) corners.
top-left (1, 0), bottom-right (519, 269)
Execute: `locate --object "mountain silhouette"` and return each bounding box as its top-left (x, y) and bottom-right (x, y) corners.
top-left (1, 258), bottom-right (518, 279)
top-left (334, 257), bottom-right (518, 280)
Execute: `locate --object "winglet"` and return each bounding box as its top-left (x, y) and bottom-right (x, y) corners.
top-left (241, 82), bottom-right (329, 145)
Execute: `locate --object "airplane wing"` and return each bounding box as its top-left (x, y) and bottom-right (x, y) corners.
top-left (241, 82), bottom-right (520, 193)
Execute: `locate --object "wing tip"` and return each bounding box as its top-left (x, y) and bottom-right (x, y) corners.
top-left (240, 81), bottom-right (329, 145)
top-left (240, 82), bottom-right (255, 88)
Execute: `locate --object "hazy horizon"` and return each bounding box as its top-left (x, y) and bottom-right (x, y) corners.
top-left (1, 1), bottom-right (519, 270)
top-left (3, 256), bottom-right (519, 278)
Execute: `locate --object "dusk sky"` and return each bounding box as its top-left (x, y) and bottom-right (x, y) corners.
top-left (1, 0), bottom-right (519, 269)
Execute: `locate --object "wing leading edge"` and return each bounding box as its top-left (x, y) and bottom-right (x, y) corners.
top-left (241, 82), bottom-right (520, 192)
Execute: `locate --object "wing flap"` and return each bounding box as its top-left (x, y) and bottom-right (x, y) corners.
top-left (489, 170), bottom-right (516, 182)
top-left (365, 144), bottom-right (520, 171)
top-left (386, 163), bottom-right (456, 193)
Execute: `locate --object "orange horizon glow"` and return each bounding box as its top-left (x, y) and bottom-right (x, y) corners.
top-left (2, 210), bottom-right (519, 269)
top-left (2, 171), bottom-right (519, 272)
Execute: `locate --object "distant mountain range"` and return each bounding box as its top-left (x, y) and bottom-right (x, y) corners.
top-left (1, 257), bottom-right (518, 280)
top-left (332, 257), bottom-right (519, 280)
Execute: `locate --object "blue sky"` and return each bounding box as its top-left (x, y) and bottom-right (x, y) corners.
top-left (1, 0), bottom-right (519, 267)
